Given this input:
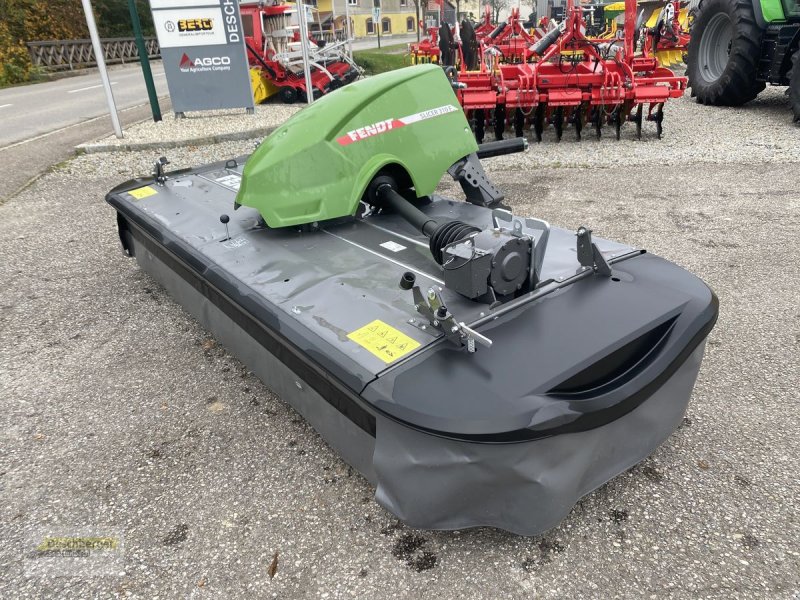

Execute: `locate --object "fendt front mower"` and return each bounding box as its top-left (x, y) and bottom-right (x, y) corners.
top-left (106, 65), bottom-right (717, 535)
top-left (687, 0), bottom-right (800, 121)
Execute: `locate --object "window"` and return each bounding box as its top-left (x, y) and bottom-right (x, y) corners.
top-left (348, 0), bottom-right (357, 5)
top-left (400, 0), bottom-right (407, 5)
top-left (366, 18), bottom-right (375, 34)
top-left (406, 16), bottom-right (415, 31)
top-left (382, 17), bottom-right (391, 33)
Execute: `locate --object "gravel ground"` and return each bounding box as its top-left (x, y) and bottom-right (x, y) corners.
top-left (1, 89), bottom-right (799, 599)
top-left (77, 103), bottom-right (301, 153)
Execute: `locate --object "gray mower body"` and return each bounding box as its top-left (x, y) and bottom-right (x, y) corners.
top-left (106, 157), bottom-right (717, 536)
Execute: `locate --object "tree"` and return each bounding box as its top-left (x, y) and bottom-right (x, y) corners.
top-left (94, 0), bottom-right (155, 37)
top-left (0, 0), bottom-right (155, 86)
top-left (412, 0), bottom-right (430, 41)
top-left (485, 0), bottom-right (508, 23)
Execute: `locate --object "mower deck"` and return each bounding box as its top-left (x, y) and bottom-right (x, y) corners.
top-left (107, 156), bottom-right (717, 535)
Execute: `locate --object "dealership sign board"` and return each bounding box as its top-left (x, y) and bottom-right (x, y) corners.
top-left (151, 0), bottom-right (254, 113)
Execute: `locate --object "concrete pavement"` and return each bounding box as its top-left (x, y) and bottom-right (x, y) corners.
top-left (0, 61), bottom-right (169, 149)
top-left (0, 87), bottom-right (798, 597)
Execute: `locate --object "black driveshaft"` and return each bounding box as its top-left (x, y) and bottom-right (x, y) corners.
top-left (376, 184), bottom-right (439, 236)
top-left (375, 183), bottom-right (481, 265)
top-left (476, 137), bottom-right (528, 159)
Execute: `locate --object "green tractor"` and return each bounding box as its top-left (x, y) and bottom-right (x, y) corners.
top-left (687, 0), bottom-right (800, 121)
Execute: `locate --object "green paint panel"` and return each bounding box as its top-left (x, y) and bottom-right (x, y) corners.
top-left (236, 64), bottom-right (478, 229)
top-left (761, 0), bottom-right (787, 21)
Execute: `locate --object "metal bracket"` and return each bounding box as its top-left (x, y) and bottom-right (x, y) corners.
top-left (447, 153), bottom-right (504, 207)
top-left (576, 226), bottom-right (612, 277)
top-left (492, 209), bottom-right (551, 287)
top-left (410, 285), bottom-right (492, 353)
top-left (153, 156), bottom-right (170, 186)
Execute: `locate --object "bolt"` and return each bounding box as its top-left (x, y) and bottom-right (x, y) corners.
top-left (421, 325), bottom-right (427, 330)
top-left (433, 320), bottom-right (439, 327)
top-left (450, 326), bottom-right (459, 333)
top-left (427, 289), bottom-right (436, 300)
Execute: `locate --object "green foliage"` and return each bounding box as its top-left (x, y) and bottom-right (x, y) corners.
top-left (0, 0), bottom-right (155, 86)
top-left (94, 0), bottom-right (155, 38)
top-left (0, 22), bottom-right (32, 85)
top-left (353, 44), bottom-right (409, 75)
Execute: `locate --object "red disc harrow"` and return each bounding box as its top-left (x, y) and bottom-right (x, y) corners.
top-left (454, 0), bottom-right (687, 142)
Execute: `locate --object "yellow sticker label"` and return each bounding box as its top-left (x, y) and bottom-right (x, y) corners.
top-left (128, 186), bottom-right (158, 200)
top-left (347, 319), bottom-right (421, 364)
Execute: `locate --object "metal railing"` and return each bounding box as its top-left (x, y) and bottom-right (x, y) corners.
top-left (26, 37), bottom-right (161, 71)
top-left (312, 29), bottom-right (349, 44)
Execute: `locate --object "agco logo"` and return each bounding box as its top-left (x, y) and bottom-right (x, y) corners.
top-left (178, 18), bottom-right (214, 32)
top-left (179, 53), bottom-right (231, 72)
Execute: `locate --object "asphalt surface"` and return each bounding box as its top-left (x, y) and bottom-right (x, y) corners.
top-left (0, 94), bottom-right (798, 597)
top-left (0, 62), bottom-right (169, 149)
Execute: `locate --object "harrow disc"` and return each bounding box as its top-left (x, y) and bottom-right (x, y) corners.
top-left (634, 104), bottom-right (644, 140)
top-left (553, 107), bottom-right (564, 142)
top-left (655, 105), bottom-right (664, 139)
top-left (494, 105), bottom-right (507, 140)
top-left (592, 106), bottom-right (603, 140)
top-left (573, 106), bottom-right (584, 141)
top-left (514, 108), bottom-right (525, 138)
top-left (533, 105), bottom-right (545, 143)
top-left (473, 109), bottom-right (486, 144)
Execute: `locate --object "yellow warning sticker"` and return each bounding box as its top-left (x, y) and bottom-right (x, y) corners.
top-left (128, 186), bottom-right (158, 200)
top-left (347, 319), bottom-right (421, 364)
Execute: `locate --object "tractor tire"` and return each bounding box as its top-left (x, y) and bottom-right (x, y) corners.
top-left (789, 51), bottom-right (800, 123)
top-left (278, 86), bottom-right (298, 104)
top-left (687, 0), bottom-right (765, 105)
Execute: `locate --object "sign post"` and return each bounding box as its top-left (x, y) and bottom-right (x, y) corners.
top-left (150, 0), bottom-right (254, 116)
top-left (128, 0), bottom-right (161, 122)
top-left (80, 0), bottom-right (123, 138)
top-left (344, 0), bottom-right (353, 59)
top-left (373, 0), bottom-right (381, 49)
top-left (296, 1), bottom-right (315, 105)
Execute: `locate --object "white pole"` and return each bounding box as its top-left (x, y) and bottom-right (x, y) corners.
top-left (80, 0), bottom-right (122, 138)
top-left (296, 1), bottom-right (315, 105)
top-left (344, 0), bottom-right (353, 59)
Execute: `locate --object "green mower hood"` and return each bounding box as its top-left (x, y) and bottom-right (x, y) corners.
top-left (235, 64), bottom-right (478, 228)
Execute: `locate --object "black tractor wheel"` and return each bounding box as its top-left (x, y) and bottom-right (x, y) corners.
top-left (687, 0), bottom-right (765, 105)
top-left (278, 86), bottom-right (298, 104)
top-left (789, 51), bottom-right (800, 123)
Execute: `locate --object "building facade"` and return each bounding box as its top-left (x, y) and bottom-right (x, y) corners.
top-left (314, 0), bottom-right (420, 38)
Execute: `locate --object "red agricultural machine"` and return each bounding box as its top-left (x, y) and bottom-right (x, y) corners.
top-left (409, 5), bottom-right (532, 67)
top-left (241, 1), bottom-right (361, 104)
top-left (453, 0), bottom-right (687, 142)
